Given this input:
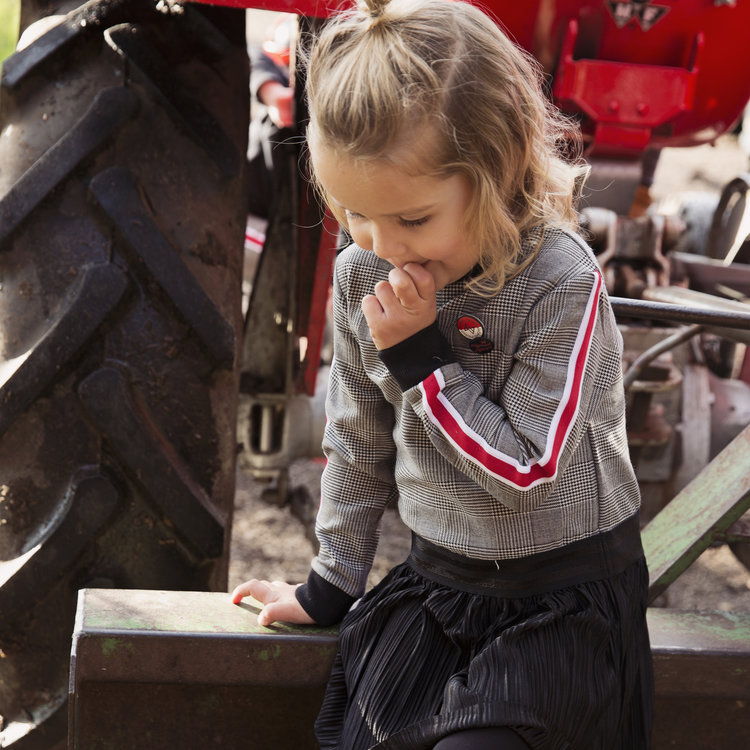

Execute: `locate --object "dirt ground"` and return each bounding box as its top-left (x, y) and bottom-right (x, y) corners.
top-left (230, 36), bottom-right (750, 613)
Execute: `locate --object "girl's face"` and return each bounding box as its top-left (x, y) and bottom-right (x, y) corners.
top-left (311, 139), bottom-right (479, 291)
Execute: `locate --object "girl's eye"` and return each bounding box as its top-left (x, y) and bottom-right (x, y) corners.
top-left (399, 216), bottom-right (429, 228)
top-left (344, 210), bottom-right (428, 228)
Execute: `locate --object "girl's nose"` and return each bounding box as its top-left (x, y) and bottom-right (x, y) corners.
top-left (371, 226), bottom-right (404, 264)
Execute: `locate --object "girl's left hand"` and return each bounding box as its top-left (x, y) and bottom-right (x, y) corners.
top-left (231, 579), bottom-right (315, 627)
top-left (362, 263), bottom-right (437, 350)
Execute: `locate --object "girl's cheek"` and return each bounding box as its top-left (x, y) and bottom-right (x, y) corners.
top-left (350, 227), bottom-right (373, 252)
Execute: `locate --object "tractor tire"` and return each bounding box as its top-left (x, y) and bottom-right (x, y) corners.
top-left (0, 1), bottom-right (248, 746)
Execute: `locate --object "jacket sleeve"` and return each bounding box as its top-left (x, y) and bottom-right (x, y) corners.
top-left (296, 254), bottom-right (398, 622)
top-left (390, 269), bottom-right (612, 511)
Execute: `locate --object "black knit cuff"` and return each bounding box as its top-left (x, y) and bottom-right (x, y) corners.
top-left (378, 322), bottom-right (456, 390)
top-left (295, 568), bottom-right (357, 627)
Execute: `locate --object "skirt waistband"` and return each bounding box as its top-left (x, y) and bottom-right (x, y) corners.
top-left (408, 514), bottom-right (644, 597)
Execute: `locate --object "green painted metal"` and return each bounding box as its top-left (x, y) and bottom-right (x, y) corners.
top-left (70, 589), bottom-right (750, 748)
top-left (77, 587), bottom-right (337, 637)
top-left (69, 589), bottom-right (339, 749)
top-left (648, 608), bottom-right (750, 748)
top-left (648, 608), bottom-right (750, 654)
top-left (71, 589), bottom-right (339, 686)
top-left (642, 422), bottom-right (750, 602)
top-left (648, 608), bottom-right (750, 700)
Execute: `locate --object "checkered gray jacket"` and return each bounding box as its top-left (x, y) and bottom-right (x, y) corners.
top-left (312, 227), bottom-right (641, 600)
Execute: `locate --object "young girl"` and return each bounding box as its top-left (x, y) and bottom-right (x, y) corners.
top-left (232, 1), bottom-right (654, 747)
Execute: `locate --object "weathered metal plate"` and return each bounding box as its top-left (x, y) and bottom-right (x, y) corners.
top-left (70, 591), bottom-right (750, 749)
top-left (69, 589), bottom-right (338, 749)
top-left (648, 608), bottom-right (750, 699)
top-left (648, 608), bottom-right (750, 748)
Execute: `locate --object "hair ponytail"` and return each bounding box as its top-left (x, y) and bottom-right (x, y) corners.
top-left (358, 0), bottom-right (390, 20)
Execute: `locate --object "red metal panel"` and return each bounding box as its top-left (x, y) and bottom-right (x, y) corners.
top-left (204, 0), bottom-right (750, 158)
top-left (192, 0), bottom-right (343, 13)
top-left (297, 206), bottom-right (338, 396)
top-left (494, 0), bottom-right (750, 153)
top-left (553, 18), bottom-right (702, 156)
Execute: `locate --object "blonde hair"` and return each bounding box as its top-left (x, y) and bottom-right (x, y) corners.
top-left (306, 0), bottom-right (587, 293)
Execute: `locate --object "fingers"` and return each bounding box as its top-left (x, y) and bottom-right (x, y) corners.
top-left (361, 291), bottom-right (385, 319)
top-left (258, 599), bottom-right (315, 628)
top-left (231, 578), bottom-right (268, 605)
top-left (365, 266), bottom-right (435, 313)
top-left (231, 579), bottom-right (316, 627)
top-left (258, 602), bottom-right (284, 628)
top-left (372, 266), bottom-right (436, 316)
top-left (387, 268), bottom-right (418, 307)
top-left (231, 578), bottom-right (289, 606)
top-left (391, 263), bottom-right (436, 302)
top-left (361, 265), bottom-right (437, 350)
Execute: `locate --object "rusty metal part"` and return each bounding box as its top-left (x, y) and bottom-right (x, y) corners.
top-left (708, 173), bottom-right (750, 263)
top-left (623, 325), bottom-right (704, 389)
top-left (640, 286), bottom-right (750, 345)
top-left (621, 326), bottom-right (689, 521)
top-left (671, 251), bottom-right (750, 299)
top-left (582, 209), bottom-right (674, 297)
top-left (611, 294), bottom-right (750, 329)
top-left (624, 352), bottom-right (682, 516)
top-left (626, 402), bottom-right (675, 449)
top-left (625, 356), bottom-right (682, 437)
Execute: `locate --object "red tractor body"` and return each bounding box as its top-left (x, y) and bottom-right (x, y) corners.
top-left (204, 0), bottom-right (750, 157)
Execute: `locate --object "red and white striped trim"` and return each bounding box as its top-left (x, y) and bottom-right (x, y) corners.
top-left (244, 224), bottom-right (265, 254)
top-left (419, 271), bottom-right (602, 490)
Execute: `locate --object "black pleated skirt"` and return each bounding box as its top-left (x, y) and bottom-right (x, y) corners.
top-left (314, 514), bottom-right (654, 750)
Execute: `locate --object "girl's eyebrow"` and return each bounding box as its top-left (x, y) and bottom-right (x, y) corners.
top-left (391, 204), bottom-right (435, 217)
top-left (335, 201), bottom-right (437, 217)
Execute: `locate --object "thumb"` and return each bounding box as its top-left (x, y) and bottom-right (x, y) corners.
top-left (258, 598), bottom-right (315, 628)
top-left (258, 601), bottom-right (286, 627)
top-left (402, 262), bottom-right (436, 299)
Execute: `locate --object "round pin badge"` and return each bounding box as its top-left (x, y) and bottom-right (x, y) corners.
top-left (457, 315), bottom-right (494, 353)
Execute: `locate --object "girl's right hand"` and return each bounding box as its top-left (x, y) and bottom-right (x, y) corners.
top-left (231, 579), bottom-right (315, 627)
top-left (362, 263), bottom-right (437, 350)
